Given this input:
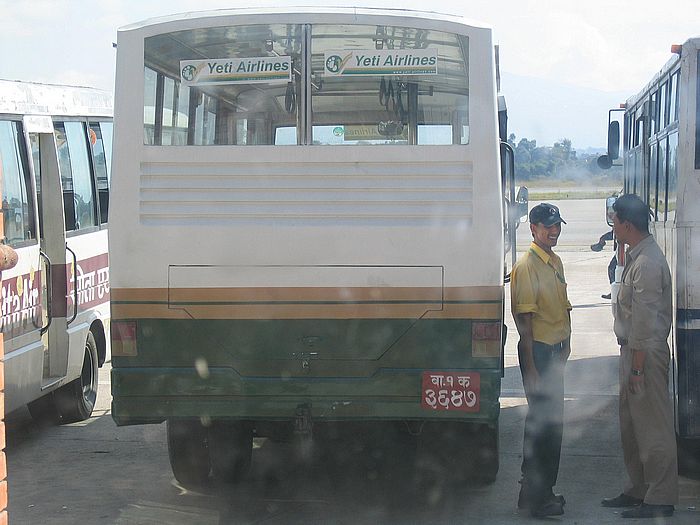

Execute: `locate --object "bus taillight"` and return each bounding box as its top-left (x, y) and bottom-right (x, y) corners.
top-left (112, 320), bottom-right (137, 356)
top-left (472, 322), bottom-right (502, 358)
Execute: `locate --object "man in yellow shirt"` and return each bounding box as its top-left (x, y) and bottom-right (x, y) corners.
top-left (511, 203), bottom-right (572, 518)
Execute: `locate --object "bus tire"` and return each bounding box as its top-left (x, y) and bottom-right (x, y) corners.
top-left (472, 422), bottom-right (499, 484)
top-left (54, 331), bottom-right (99, 423)
top-left (677, 433), bottom-right (700, 476)
top-left (27, 392), bottom-right (61, 426)
top-left (167, 419), bottom-right (211, 486)
top-left (209, 420), bottom-right (253, 482)
top-left (417, 421), bottom-right (499, 485)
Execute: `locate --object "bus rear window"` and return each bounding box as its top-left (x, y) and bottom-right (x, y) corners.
top-left (144, 23), bottom-right (302, 146)
top-left (310, 24), bottom-right (469, 145)
top-left (143, 23), bottom-right (469, 146)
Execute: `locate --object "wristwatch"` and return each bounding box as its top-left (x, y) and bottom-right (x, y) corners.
top-left (631, 369), bottom-right (644, 376)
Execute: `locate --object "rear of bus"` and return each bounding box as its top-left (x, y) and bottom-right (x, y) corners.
top-left (110, 9), bottom-right (505, 484)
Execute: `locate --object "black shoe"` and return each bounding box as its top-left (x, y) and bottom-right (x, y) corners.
top-left (590, 242), bottom-right (605, 252)
top-left (621, 503), bottom-right (674, 518)
top-left (530, 500), bottom-right (564, 518)
top-left (517, 488), bottom-right (529, 509)
top-left (601, 293), bottom-right (611, 300)
top-left (601, 493), bottom-right (643, 508)
top-left (520, 491), bottom-right (565, 511)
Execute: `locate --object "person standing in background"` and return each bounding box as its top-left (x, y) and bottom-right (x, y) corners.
top-left (590, 230), bottom-right (617, 299)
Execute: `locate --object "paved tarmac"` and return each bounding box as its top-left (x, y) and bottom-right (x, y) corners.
top-left (5, 199), bottom-right (700, 524)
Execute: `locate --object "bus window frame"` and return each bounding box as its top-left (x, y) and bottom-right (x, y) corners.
top-left (142, 22), bottom-right (470, 147)
top-left (87, 120), bottom-right (112, 227)
top-left (53, 118), bottom-right (101, 238)
top-left (0, 117), bottom-right (39, 249)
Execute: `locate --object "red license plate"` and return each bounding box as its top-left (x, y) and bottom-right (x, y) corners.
top-left (421, 371), bottom-right (480, 412)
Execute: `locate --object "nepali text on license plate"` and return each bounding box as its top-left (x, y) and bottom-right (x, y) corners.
top-left (421, 371), bottom-right (480, 412)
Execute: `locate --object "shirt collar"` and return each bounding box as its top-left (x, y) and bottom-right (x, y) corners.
top-left (627, 234), bottom-right (654, 261)
top-left (529, 242), bottom-right (552, 265)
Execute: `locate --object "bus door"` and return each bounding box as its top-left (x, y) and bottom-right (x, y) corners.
top-left (1, 116), bottom-right (43, 413)
top-left (25, 117), bottom-right (72, 388)
top-left (41, 119), bottom-right (109, 384)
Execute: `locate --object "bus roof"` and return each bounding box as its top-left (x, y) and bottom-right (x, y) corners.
top-left (0, 79), bottom-right (112, 118)
top-left (626, 37), bottom-right (700, 109)
top-left (119, 6), bottom-right (492, 33)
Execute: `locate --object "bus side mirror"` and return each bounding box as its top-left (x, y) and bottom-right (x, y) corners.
top-left (606, 195), bottom-right (617, 227)
top-left (515, 186), bottom-right (529, 223)
top-left (597, 154), bottom-right (612, 169)
top-left (598, 118), bottom-right (621, 170)
top-left (607, 121), bottom-right (620, 160)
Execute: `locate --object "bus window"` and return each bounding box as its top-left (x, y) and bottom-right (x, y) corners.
top-left (633, 150), bottom-right (642, 194)
top-left (634, 111), bottom-right (644, 147)
top-left (0, 120), bottom-right (36, 246)
top-left (649, 90), bottom-right (657, 136)
top-left (650, 142), bottom-right (659, 219)
top-left (99, 121), bottom-right (113, 181)
top-left (29, 133), bottom-right (42, 235)
top-left (310, 24), bottom-right (469, 145)
top-left (144, 24), bottom-right (303, 146)
top-left (55, 122), bottom-right (98, 232)
top-left (669, 73), bottom-right (678, 124)
top-left (89, 121), bottom-right (112, 224)
top-left (658, 137), bottom-right (668, 220)
top-left (193, 92), bottom-right (218, 145)
top-left (659, 81), bottom-right (667, 129)
top-left (667, 132), bottom-right (678, 223)
top-left (144, 67), bottom-right (158, 144)
top-left (154, 76), bottom-right (189, 146)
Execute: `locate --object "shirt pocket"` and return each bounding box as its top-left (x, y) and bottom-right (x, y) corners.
top-left (619, 282), bottom-right (632, 305)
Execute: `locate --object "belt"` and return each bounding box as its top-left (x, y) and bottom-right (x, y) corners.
top-left (617, 337), bottom-right (628, 346)
top-left (534, 340), bottom-right (565, 350)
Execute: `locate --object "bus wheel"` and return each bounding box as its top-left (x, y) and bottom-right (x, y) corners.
top-left (472, 422), bottom-right (499, 484)
top-left (209, 420), bottom-right (253, 482)
top-left (55, 331), bottom-right (99, 423)
top-left (167, 419), bottom-right (211, 486)
top-left (677, 434), bottom-right (700, 476)
top-left (27, 393), bottom-right (61, 426)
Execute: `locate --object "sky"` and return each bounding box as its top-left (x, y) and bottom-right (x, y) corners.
top-left (1, 0), bottom-right (699, 149)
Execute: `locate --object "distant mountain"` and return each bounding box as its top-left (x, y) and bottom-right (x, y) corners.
top-left (501, 72), bottom-right (629, 150)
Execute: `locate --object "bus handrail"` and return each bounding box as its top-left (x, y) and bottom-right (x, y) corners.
top-left (39, 250), bottom-right (52, 335)
top-left (66, 244), bottom-right (78, 325)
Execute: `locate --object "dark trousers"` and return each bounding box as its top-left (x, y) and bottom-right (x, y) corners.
top-left (608, 255), bottom-right (617, 284)
top-left (520, 340), bottom-right (565, 504)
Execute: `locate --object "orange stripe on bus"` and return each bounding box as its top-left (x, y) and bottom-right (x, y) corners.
top-left (111, 302), bottom-right (501, 320)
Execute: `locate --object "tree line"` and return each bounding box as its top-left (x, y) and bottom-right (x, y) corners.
top-left (508, 133), bottom-right (622, 183)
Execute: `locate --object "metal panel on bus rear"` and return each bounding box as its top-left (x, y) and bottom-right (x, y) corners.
top-left (167, 264), bottom-right (443, 363)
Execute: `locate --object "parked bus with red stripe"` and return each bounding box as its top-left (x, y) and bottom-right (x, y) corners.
top-left (0, 79), bottom-right (112, 423)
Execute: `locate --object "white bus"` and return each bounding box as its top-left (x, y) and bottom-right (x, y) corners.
top-left (110, 7), bottom-right (522, 485)
top-left (0, 79), bottom-right (112, 423)
top-left (599, 37), bottom-right (700, 463)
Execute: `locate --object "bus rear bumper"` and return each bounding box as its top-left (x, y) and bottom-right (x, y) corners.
top-left (110, 367), bottom-right (501, 426)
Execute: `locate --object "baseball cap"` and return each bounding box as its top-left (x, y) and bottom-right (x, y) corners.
top-left (529, 203), bottom-right (567, 227)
